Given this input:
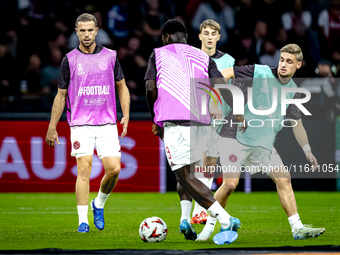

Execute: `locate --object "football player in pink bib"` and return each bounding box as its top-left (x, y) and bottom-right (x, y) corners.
top-left (45, 13), bottom-right (130, 233)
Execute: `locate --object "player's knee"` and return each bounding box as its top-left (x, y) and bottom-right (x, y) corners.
top-left (105, 166), bottom-right (120, 178)
top-left (274, 176), bottom-right (292, 188)
top-left (221, 181), bottom-right (238, 194)
top-left (77, 166), bottom-right (91, 182)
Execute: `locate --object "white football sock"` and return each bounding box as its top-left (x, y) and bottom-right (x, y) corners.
top-left (207, 201), bottom-right (231, 229)
top-left (95, 190), bottom-right (110, 209)
top-left (199, 176), bottom-right (214, 189)
top-left (192, 201), bottom-right (206, 217)
top-left (288, 213), bottom-right (303, 232)
top-left (77, 205), bottom-right (89, 225)
top-left (180, 200), bottom-right (192, 223)
top-left (205, 215), bottom-right (217, 231)
top-left (192, 176), bottom-right (213, 217)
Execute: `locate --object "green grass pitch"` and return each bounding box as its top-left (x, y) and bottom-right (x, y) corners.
top-left (0, 192), bottom-right (339, 250)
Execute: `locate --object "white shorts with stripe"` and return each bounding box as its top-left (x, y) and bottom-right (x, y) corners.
top-left (163, 123), bottom-right (206, 171)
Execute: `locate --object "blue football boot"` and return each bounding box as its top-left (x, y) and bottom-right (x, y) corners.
top-left (77, 222), bottom-right (89, 233)
top-left (179, 219), bottom-right (197, 241)
top-left (91, 199), bottom-right (104, 230)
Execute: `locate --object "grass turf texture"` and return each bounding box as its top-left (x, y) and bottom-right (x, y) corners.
top-left (0, 192), bottom-right (338, 250)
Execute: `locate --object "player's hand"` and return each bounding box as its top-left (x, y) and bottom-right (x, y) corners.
top-left (209, 104), bottom-right (223, 120)
top-left (45, 128), bottom-right (60, 147)
top-left (235, 115), bottom-right (247, 133)
top-left (152, 124), bottom-right (164, 141)
top-left (120, 116), bottom-right (129, 138)
top-left (305, 151), bottom-right (318, 172)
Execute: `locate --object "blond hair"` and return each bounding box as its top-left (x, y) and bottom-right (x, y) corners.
top-left (199, 19), bottom-right (220, 33)
top-left (75, 13), bottom-right (97, 28)
top-left (280, 44), bottom-right (303, 62)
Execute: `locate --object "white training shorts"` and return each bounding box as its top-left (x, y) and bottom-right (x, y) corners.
top-left (205, 125), bottom-right (220, 158)
top-left (219, 137), bottom-right (284, 175)
top-left (163, 123), bottom-right (206, 171)
top-left (70, 124), bottom-right (121, 159)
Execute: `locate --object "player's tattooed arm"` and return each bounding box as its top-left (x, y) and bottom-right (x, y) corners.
top-left (291, 118), bottom-right (318, 171)
top-left (45, 88), bottom-right (67, 147)
top-left (116, 78), bottom-right (130, 138)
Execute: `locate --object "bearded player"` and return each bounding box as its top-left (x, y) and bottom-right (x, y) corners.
top-left (45, 13), bottom-right (130, 233)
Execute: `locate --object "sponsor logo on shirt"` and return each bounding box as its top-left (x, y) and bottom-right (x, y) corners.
top-left (78, 86), bottom-right (110, 96)
top-left (77, 63), bottom-right (85, 75)
top-left (99, 60), bottom-right (108, 71)
top-left (83, 98), bottom-right (106, 105)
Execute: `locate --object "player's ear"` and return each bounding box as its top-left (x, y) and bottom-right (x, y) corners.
top-left (217, 33), bottom-right (221, 41)
top-left (198, 33), bottom-right (202, 41)
top-left (296, 61), bottom-right (302, 70)
top-left (162, 34), bottom-right (170, 45)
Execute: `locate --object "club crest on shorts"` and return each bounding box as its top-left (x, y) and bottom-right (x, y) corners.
top-left (229, 154), bottom-right (237, 162)
top-left (73, 141), bottom-right (80, 150)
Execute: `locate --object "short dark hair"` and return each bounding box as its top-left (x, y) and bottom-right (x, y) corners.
top-left (161, 19), bottom-right (187, 36)
top-left (75, 13), bottom-right (97, 28)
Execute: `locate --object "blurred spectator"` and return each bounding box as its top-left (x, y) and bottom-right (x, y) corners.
top-left (142, 0), bottom-right (168, 44)
top-left (159, 0), bottom-right (177, 19)
top-left (191, 0), bottom-right (235, 48)
top-left (318, 0), bottom-right (340, 46)
top-left (48, 19), bottom-right (69, 50)
top-left (300, 60), bottom-right (340, 119)
top-left (254, 0), bottom-right (285, 27)
top-left (21, 54), bottom-right (43, 95)
top-left (27, 0), bottom-right (55, 21)
top-left (40, 48), bottom-right (62, 101)
top-left (68, 11), bottom-right (112, 49)
top-left (138, 0), bottom-right (168, 59)
top-left (107, 0), bottom-right (142, 47)
top-left (286, 20), bottom-right (322, 77)
top-left (281, 0), bottom-right (312, 31)
top-left (0, 36), bottom-right (19, 106)
top-left (234, 0), bottom-right (257, 35)
top-left (308, 0), bottom-right (330, 29)
top-left (119, 37), bottom-right (148, 103)
top-left (253, 20), bottom-right (268, 58)
top-left (186, 0), bottom-right (204, 21)
top-left (0, 0), bottom-right (19, 32)
top-left (275, 28), bottom-right (288, 49)
top-left (259, 37), bottom-right (280, 67)
top-left (234, 32), bottom-right (258, 65)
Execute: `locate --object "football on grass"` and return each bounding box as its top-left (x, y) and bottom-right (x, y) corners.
top-left (139, 217), bottom-right (168, 242)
